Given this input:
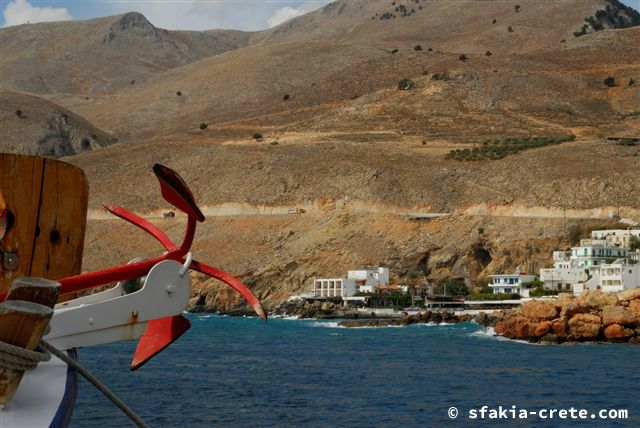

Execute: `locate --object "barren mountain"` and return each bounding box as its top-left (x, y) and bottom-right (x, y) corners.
top-left (254, 0), bottom-right (640, 52)
top-left (1, 0), bottom-right (639, 311)
top-left (0, 12), bottom-right (250, 94)
top-left (0, 91), bottom-right (115, 157)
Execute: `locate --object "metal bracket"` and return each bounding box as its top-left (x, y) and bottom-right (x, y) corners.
top-left (0, 242), bottom-right (19, 271)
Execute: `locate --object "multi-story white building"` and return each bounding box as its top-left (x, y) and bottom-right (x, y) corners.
top-left (347, 267), bottom-right (390, 293)
top-left (489, 272), bottom-right (536, 297)
top-left (580, 259), bottom-right (640, 294)
top-left (313, 278), bottom-right (356, 298)
top-left (591, 229), bottom-right (640, 250)
top-left (541, 239), bottom-right (634, 294)
top-left (571, 239), bottom-right (627, 270)
top-left (313, 267), bottom-right (390, 298)
top-left (540, 251), bottom-right (588, 292)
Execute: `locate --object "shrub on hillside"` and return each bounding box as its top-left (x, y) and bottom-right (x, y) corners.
top-left (252, 132), bottom-right (263, 140)
top-left (445, 135), bottom-right (577, 161)
top-left (398, 78), bottom-right (415, 90)
top-left (604, 76), bottom-right (616, 87)
top-left (283, 94), bottom-right (290, 101)
top-left (414, 45), bottom-right (422, 51)
top-left (15, 109), bottom-right (23, 118)
top-left (618, 139), bottom-right (637, 146)
top-left (199, 122), bottom-right (208, 130)
top-left (507, 26), bottom-right (513, 32)
top-left (176, 91), bottom-right (182, 96)
top-left (459, 54), bottom-right (468, 61)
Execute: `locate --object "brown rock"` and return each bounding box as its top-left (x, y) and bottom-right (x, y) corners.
top-left (560, 301), bottom-right (584, 318)
top-left (522, 300), bottom-right (558, 321)
top-left (534, 320), bottom-right (552, 337)
top-left (552, 320), bottom-right (567, 338)
top-left (629, 300), bottom-right (640, 316)
top-left (629, 337), bottom-right (640, 344)
top-left (602, 305), bottom-right (638, 327)
top-left (495, 316), bottom-right (533, 340)
top-left (494, 321), bottom-right (508, 336)
top-left (567, 313), bottom-right (601, 340)
top-left (578, 290), bottom-right (618, 310)
top-left (617, 288), bottom-right (640, 302)
top-left (603, 324), bottom-right (632, 340)
top-left (540, 333), bottom-right (559, 343)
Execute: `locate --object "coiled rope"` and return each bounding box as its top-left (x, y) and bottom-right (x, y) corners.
top-left (0, 338), bottom-right (149, 428)
top-left (0, 341), bottom-right (50, 370)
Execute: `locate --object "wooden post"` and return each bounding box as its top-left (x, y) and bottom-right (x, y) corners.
top-left (0, 277), bottom-right (60, 407)
top-left (6, 277), bottom-right (62, 308)
top-left (0, 154), bottom-right (87, 296)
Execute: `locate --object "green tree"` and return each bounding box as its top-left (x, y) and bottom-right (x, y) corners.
top-left (630, 236), bottom-right (640, 251)
top-left (434, 278), bottom-right (469, 296)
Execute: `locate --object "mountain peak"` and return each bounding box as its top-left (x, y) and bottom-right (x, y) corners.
top-left (102, 12), bottom-right (160, 43)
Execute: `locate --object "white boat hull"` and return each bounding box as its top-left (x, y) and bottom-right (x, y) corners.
top-left (1, 351), bottom-right (77, 428)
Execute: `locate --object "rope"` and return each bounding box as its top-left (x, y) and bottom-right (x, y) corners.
top-left (40, 341), bottom-right (150, 428)
top-left (0, 340), bottom-right (50, 370)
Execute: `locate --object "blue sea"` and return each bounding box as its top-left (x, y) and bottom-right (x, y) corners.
top-left (69, 315), bottom-right (639, 427)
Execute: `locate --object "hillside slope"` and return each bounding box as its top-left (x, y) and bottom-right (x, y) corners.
top-left (0, 12), bottom-right (250, 94)
top-left (0, 91), bottom-right (115, 157)
top-left (253, 0), bottom-right (639, 52)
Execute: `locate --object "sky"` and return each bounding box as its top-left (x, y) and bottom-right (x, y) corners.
top-left (0, 0), bottom-right (639, 30)
top-left (0, 0), bottom-right (332, 30)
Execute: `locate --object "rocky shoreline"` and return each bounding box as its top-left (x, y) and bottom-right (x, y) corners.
top-left (191, 290), bottom-right (640, 345)
top-left (493, 289), bottom-right (640, 344)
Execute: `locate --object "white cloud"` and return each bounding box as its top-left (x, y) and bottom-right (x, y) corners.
top-left (105, 1), bottom-right (330, 31)
top-left (267, 6), bottom-right (302, 28)
top-left (2, 0), bottom-right (72, 27)
top-left (268, 1), bottom-right (329, 28)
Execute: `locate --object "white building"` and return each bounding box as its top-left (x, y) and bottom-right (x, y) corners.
top-left (347, 267), bottom-right (390, 293)
top-left (541, 239), bottom-right (634, 295)
top-left (313, 267), bottom-right (390, 298)
top-left (581, 259), bottom-right (640, 294)
top-left (313, 278), bottom-right (356, 298)
top-left (591, 229), bottom-right (640, 250)
top-left (540, 251), bottom-right (588, 292)
top-left (571, 239), bottom-right (627, 270)
top-left (489, 272), bottom-right (536, 297)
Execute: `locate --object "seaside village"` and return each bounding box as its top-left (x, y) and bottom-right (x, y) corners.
top-left (289, 228), bottom-right (640, 312)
